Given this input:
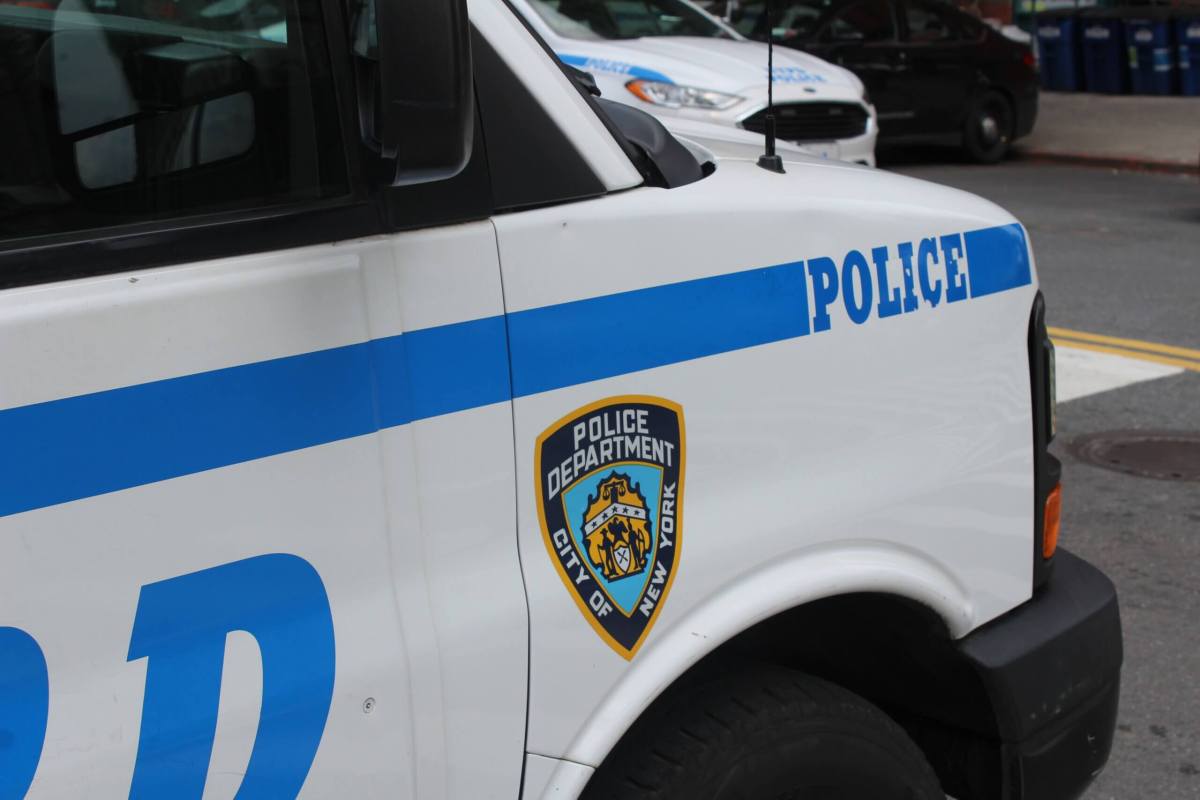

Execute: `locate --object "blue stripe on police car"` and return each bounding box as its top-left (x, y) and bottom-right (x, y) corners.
top-left (557, 52), bottom-right (674, 84)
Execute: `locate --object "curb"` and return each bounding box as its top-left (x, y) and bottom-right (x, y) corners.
top-left (1013, 149), bottom-right (1199, 176)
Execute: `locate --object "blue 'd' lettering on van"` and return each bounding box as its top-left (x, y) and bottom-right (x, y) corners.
top-left (0, 627), bottom-right (48, 800)
top-left (557, 53), bottom-right (674, 83)
top-left (127, 554), bottom-right (335, 799)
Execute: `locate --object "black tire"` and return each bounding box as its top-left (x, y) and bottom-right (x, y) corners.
top-left (581, 666), bottom-right (943, 800)
top-left (962, 90), bottom-right (1014, 164)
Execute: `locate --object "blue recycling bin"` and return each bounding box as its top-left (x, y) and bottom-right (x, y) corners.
top-left (1081, 9), bottom-right (1128, 93)
top-left (1037, 11), bottom-right (1084, 91)
top-left (1125, 12), bottom-right (1176, 95)
top-left (1178, 14), bottom-right (1200, 96)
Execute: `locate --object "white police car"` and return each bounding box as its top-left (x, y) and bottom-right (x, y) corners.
top-left (510, 0), bottom-right (878, 165)
top-left (0, 0), bottom-right (1118, 797)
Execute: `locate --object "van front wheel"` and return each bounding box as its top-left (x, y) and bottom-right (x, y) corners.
top-left (580, 666), bottom-right (943, 800)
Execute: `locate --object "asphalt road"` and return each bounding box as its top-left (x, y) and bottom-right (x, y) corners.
top-left (889, 157), bottom-right (1200, 799)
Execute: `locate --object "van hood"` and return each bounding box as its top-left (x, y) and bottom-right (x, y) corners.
top-left (662, 117), bottom-right (815, 162)
top-left (555, 36), bottom-right (860, 95)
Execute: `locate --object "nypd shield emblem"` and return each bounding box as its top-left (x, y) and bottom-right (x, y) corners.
top-left (535, 396), bottom-right (685, 659)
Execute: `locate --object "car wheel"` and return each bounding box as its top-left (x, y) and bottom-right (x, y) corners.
top-left (580, 665), bottom-right (944, 800)
top-left (963, 90), bottom-right (1014, 164)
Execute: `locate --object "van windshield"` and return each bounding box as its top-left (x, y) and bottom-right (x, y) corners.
top-left (527, 0), bottom-right (734, 40)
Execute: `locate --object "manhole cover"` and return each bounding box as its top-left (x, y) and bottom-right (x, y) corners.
top-left (1070, 431), bottom-right (1200, 482)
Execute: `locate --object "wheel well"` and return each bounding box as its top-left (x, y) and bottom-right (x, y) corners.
top-left (990, 86), bottom-right (1017, 121)
top-left (594, 593), bottom-right (1009, 800)
top-left (969, 84), bottom-right (1016, 127)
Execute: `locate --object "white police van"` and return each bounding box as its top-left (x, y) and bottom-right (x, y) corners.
top-left (509, 0), bottom-right (878, 165)
top-left (0, 0), bottom-right (1119, 798)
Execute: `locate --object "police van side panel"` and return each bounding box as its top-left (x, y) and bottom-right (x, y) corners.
top-left (0, 0), bottom-right (535, 794)
top-left (0, 0), bottom-right (1058, 796)
top-left (0, 232), bottom-right (532, 798)
top-left (499, 155), bottom-right (1038, 775)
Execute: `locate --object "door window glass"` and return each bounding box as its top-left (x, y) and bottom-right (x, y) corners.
top-left (0, 0), bottom-right (346, 244)
top-left (822, 0), bottom-right (894, 42)
top-left (905, 2), bottom-right (959, 42)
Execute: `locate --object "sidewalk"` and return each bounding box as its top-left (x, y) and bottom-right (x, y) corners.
top-left (1013, 91), bottom-right (1200, 173)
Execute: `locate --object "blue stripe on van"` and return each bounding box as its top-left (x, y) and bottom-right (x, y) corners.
top-left (372, 316), bottom-right (511, 427)
top-left (0, 223), bottom-right (1030, 518)
top-left (964, 223), bottom-right (1032, 299)
top-left (0, 321), bottom-right (511, 519)
top-left (507, 260), bottom-right (811, 398)
top-left (0, 344), bottom-right (376, 519)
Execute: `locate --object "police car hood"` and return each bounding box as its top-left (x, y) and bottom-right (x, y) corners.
top-left (558, 36), bottom-right (859, 95)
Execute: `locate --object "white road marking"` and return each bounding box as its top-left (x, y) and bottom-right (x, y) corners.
top-left (1056, 344), bottom-right (1184, 403)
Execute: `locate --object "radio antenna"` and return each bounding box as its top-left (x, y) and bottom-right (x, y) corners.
top-left (757, 0), bottom-right (785, 173)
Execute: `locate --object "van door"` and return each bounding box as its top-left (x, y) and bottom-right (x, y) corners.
top-left (0, 0), bottom-right (525, 796)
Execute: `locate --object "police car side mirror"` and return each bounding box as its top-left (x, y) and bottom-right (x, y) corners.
top-left (360, 0), bottom-right (474, 186)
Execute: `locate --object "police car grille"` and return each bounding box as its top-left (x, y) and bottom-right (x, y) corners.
top-left (741, 102), bottom-right (868, 142)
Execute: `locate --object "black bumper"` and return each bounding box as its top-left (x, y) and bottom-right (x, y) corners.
top-left (958, 549), bottom-right (1122, 800)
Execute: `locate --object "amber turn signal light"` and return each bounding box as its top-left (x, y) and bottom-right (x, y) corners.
top-left (1043, 482), bottom-right (1062, 559)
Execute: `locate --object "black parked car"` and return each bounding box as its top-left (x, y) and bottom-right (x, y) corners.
top-left (724, 0), bottom-right (1037, 162)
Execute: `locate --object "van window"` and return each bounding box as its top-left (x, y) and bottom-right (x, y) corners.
top-left (0, 0), bottom-right (346, 244)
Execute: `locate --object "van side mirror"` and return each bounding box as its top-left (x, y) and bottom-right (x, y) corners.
top-left (563, 63), bottom-right (601, 96)
top-left (356, 0), bottom-right (474, 186)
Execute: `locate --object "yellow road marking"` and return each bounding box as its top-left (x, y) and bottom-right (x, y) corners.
top-left (1049, 326), bottom-right (1200, 363)
top-left (1050, 329), bottom-right (1200, 373)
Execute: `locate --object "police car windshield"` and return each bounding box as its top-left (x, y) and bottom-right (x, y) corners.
top-left (528, 0), bottom-right (733, 40)
top-left (731, 0), bottom-right (828, 39)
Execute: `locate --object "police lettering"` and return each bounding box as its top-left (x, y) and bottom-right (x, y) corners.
top-left (638, 560), bottom-right (669, 617)
top-left (548, 410), bottom-right (676, 498)
top-left (805, 233), bottom-right (972, 332)
top-left (658, 482), bottom-right (676, 549)
top-left (554, 528), bottom-right (591, 586)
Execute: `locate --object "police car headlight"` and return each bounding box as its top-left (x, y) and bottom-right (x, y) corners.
top-left (625, 80), bottom-right (741, 111)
